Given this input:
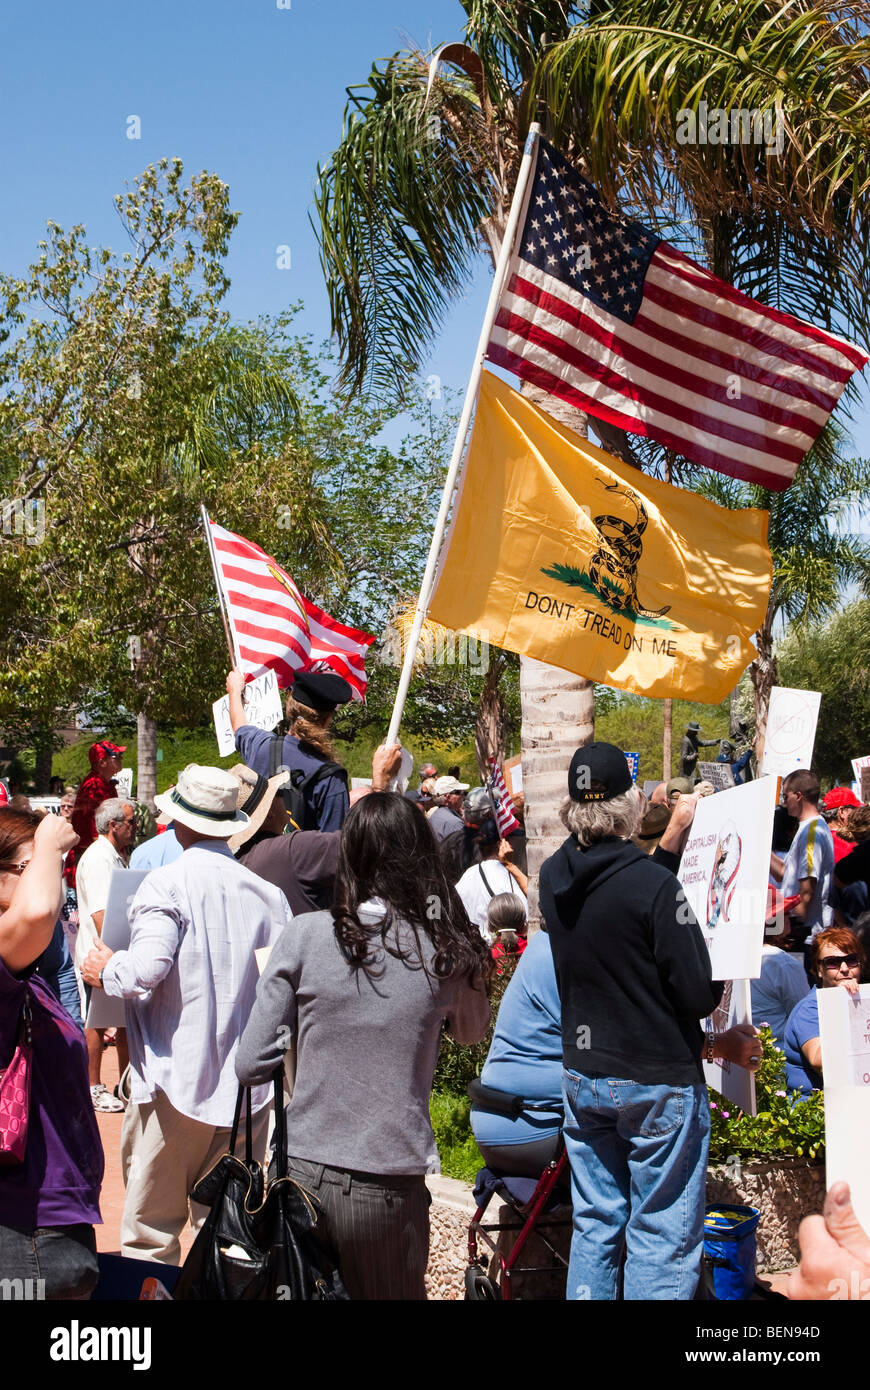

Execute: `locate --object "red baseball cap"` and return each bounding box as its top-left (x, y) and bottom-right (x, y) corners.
top-left (0, 782), bottom-right (8, 806)
top-left (88, 741), bottom-right (127, 766)
top-left (823, 787), bottom-right (862, 811)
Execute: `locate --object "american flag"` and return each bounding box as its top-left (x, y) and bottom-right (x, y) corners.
top-left (207, 518), bottom-right (374, 700)
top-left (487, 138), bottom-right (867, 491)
top-left (487, 757), bottom-right (521, 838)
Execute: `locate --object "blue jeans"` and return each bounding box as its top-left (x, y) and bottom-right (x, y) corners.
top-left (561, 1070), bottom-right (710, 1300)
top-left (0, 1222), bottom-right (98, 1300)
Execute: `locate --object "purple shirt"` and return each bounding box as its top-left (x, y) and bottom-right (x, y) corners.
top-left (0, 958), bottom-right (103, 1228)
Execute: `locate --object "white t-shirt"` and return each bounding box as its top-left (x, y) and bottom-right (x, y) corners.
top-left (782, 815), bottom-right (835, 936)
top-left (455, 860), bottom-right (527, 943)
top-left (74, 834), bottom-right (126, 970)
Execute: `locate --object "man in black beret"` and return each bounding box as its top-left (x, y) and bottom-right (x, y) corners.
top-left (227, 667), bottom-right (353, 832)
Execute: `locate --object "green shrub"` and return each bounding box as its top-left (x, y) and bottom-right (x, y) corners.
top-left (429, 1092), bottom-right (483, 1184)
top-left (707, 1028), bottom-right (825, 1163)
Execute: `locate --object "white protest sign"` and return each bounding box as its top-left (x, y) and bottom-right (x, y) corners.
top-left (819, 984), bottom-right (870, 1239)
top-left (114, 767), bottom-right (134, 802)
top-left (697, 761), bottom-right (735, 791)
top-left (212, 669), bottom-right (284, 757)
top-left (678, 776), bottom-right (778, 980)
top-left (851, 754), bottom-right (870, 785)
top-left (761, 685), bottom-right (821, 779)
top-left (703, 978), bottom-right (756, 1117)
top-left (84, 868), bottom-right (149, 1030)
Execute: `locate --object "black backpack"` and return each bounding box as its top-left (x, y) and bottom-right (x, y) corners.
top-left (268, 734), bottom-right (348, 831)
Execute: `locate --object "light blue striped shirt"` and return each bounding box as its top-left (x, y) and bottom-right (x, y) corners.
top-left (102, 841), bottom-right (292, 1125)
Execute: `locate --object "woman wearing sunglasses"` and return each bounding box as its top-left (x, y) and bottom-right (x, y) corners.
top-left (783, 927), bottom-right (865, 1097)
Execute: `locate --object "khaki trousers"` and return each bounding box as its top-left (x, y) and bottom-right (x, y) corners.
top-left (119, 1089), bottom-right (270, 1265)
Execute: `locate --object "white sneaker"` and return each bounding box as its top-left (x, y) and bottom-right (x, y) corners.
top-left (91, 1083), bottom-right (124, 1113)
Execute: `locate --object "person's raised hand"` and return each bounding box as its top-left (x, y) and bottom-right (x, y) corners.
top-left (788, 1182), bottom-right (870, 1300)
top-left (81, 937), bottom-right (114, 989)
top-left (669, 790), bottom-right (701, 831)
top-left (497, 839), bottom-right (515, 865)
top-left (372, 743), bottom-right (404, 790)
top-left (715, 1023), bottom-right (762, 1071)
top-left (226, 669), bottom-right (246, 699)
top-left (34, 810), bottom-right (79, 858)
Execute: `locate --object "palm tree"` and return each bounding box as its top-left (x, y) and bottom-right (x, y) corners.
top-left (314, 0), bottom-right (870, 894)
top-left (691, 425), bottom-right (870, 759)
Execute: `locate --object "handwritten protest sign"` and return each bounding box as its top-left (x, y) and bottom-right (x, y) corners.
top-left (678, 776), bottom-right (777, 980)
top-left (697, 761), bottom-right (735, 791)
top-left (212, 669), bottom-right (283, 757)
top-left (761, 685), bottom-right (821, 778)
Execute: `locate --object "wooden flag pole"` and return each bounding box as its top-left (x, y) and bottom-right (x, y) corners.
top-left (385, 123), bottom-right (542, 748)
top-left (200, 505), bottom-right (240, 669)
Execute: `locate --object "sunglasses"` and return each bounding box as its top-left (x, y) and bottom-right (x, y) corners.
top-left (0, 861), bottom-right (31, 875)
top-left (819, 954), bottom-right (860, 972)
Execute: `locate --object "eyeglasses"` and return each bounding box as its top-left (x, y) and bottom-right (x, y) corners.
top-left (820, 954), bottom-right (860, 972)
top-left (0, 861), bottom-right (31, 875)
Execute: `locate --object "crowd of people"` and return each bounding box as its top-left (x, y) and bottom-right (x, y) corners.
top-left (1, 675), bottom-right (869, 1303)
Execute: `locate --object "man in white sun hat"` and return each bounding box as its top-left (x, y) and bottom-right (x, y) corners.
top-left (81, 764), bottom-right (292, 1264)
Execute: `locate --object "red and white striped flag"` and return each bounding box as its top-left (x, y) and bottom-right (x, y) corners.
top-left (487, 138), bottom-right (867, 491)
top-left (487, 757), bottom-right (521, 837)
top-left (207, 518), bottom-right (374, 700)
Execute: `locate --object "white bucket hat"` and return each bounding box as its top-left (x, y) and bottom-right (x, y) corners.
top-left (154, 764), bottom-right (250, 839)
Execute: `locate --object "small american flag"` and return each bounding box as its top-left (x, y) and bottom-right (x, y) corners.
top-left (208, 518), bottom-right (374, 700)
top-left (488, 138), bottom-right (867, 491)
top-left (487, 757), bottom-right (521, 838)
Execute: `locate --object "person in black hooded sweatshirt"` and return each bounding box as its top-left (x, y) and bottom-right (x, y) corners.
top-left (539, 742), bottom-right (723, 1302)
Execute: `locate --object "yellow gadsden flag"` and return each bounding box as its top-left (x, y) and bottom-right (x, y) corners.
top-left (429, 373), bottom-right (772, 701)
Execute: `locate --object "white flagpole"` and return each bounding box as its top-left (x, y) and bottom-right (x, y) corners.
top-left (385, 122), bottom-right (542, 747)
top-left (200, 505), bottom-right (241, 668)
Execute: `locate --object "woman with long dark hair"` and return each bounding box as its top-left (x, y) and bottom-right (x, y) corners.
top-left (237, 791), bottom-right (491, 1299)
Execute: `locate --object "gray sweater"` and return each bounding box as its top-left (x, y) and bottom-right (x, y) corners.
top-left (235, 906), bottom-right (490, 1175)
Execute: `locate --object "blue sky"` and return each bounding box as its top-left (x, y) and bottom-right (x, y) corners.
top-left (3, 0), bottom-right (868, 475)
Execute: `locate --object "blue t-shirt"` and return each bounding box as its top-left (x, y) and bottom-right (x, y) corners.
top-left (783, 989), bottom-right (821, 1096)
top-left (234, 726), bottom-right (348, 833)
top-left (471, 932), bottom-right (563, 1148)
top-left (130, 826), bottom-right (183, 869)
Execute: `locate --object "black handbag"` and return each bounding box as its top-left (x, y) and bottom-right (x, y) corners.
top-left (174, 1073), bottom-right (348, 1301)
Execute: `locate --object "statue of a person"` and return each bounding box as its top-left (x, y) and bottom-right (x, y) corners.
top-left (679, 722), bottom-right (719, 779)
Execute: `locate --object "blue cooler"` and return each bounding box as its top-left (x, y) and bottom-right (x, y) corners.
top-left (704, 1204), bottom-right (760, 1300)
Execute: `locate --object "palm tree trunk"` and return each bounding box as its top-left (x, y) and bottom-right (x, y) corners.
top-left (750, 613), bottom-right (778, 765)
top-left (662, 698), bottom-right (673, 781)
top-left (137, 711), bottom-right (158, 810)
top-left (480, 225), bottom-right (596, 928)
top-left (474, 653), bottom-right (507, 778)
top-left (521, 656), bottom-right (595, 927)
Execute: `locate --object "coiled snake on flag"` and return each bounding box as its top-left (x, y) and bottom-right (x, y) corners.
top-left (587, 482), bottom-right (671, 619)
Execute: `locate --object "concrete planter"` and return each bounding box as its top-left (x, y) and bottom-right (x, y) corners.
top-left (706, 1158), bottom-right (825, 1273)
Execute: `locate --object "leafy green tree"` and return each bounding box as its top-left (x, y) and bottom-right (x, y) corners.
top-left (313, 0), bottom-right (870, 895)
top-left (692, 433), bottom-right (870, 752)
top-left (777, 598), bottom-right (870, 784)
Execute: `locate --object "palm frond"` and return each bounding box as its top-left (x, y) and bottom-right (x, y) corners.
top-left (313, 53), bottom-right (502, 400)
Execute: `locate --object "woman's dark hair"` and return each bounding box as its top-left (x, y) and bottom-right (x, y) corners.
top-left (0, 807), bottom-right (41, 870)
top-left (332, 792), bottom-right (492, 984)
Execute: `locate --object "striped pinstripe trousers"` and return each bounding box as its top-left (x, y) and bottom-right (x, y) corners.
top-left (285, 1156), bottom-right (430, 1300)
